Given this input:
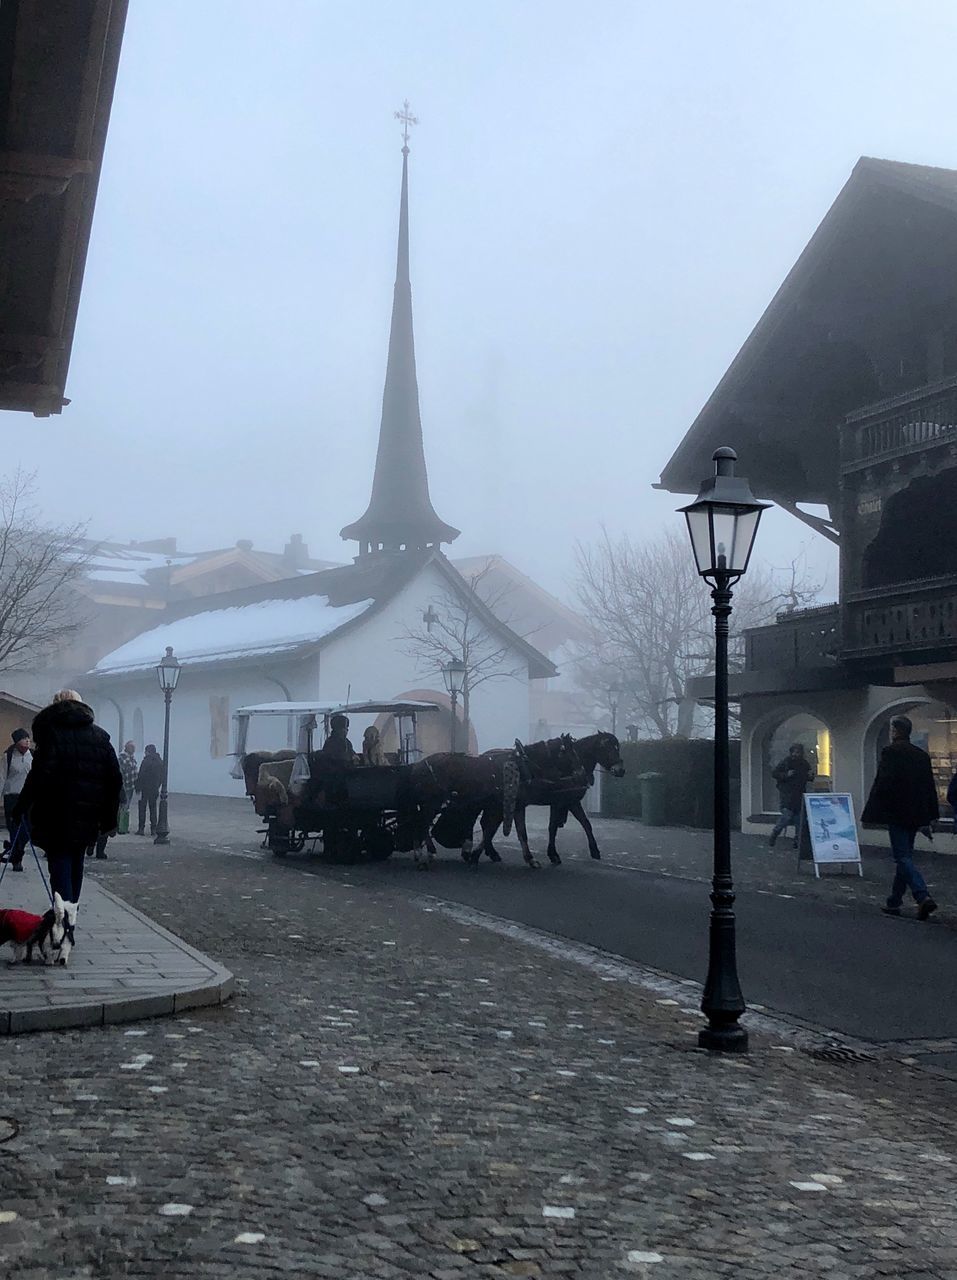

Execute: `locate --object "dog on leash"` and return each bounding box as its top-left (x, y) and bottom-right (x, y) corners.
top-left (0, 893), bottom-right (77, 965)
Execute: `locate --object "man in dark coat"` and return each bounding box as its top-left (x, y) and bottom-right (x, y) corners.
top-left (321, 715), bottom-right (356, 765)
top-left (768, 743), bottom-right (815, 848)
top-left (862, 714), bottom-right (940, 920)
top-left (12, 690), bottom-right (122, 907)
top-left (135, 744), bottom-right (164, 836)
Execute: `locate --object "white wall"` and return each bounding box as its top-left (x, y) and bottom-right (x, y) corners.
top-left (90, 654), bottom-right (319, 798)
top-left (318, 564), bottom-right (531, 753)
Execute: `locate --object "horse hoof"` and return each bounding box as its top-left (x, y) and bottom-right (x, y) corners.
top-left (548, 853), bottom-right (562, 865)
top-left (590, 851), bottom-right (602, 861)
top-left (487, 851), bottom-right (502, 864)
top-left (526, 859), bottom-right (541, 870)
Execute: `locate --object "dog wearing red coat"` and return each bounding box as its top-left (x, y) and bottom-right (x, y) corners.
top-left (0, 894), bottom-right (76, 965)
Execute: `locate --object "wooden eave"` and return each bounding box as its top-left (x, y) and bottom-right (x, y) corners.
top-left (0, 1), bottom-right (128, 416)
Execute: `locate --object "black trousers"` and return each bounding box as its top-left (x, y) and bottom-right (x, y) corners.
top-left (138, 793), bottom-right (158, 833)
top-left (3, 793), bottom-right (27, 866)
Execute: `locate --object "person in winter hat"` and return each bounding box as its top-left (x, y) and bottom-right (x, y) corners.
top-left (135, 744), bottom-right (164, 836)
top-left (11, 690), bottom-right (122, 908)
top-left (0, 728), bottom-right (31, 871)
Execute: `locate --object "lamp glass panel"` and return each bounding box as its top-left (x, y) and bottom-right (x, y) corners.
top-left (684, 507), bottom-right (714, 576)
top-left (157, 660), bottom-right (180, 691)
top-left (729, 507), bottom-right (762, 572)
top-left (709, 507), bottom-right (738, 572)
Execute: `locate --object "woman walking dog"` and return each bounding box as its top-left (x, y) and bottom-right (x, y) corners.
top-left (11, 690), bottom-right (123, 931)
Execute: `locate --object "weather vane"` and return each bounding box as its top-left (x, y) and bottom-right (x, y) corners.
top-left (394, 99), bottom-right (418, 149)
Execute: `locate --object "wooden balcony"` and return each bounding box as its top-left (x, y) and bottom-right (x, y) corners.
top-left (842, 374), bottom-right (957, 475)
top-left (843, 575), bottom-right (957, 663)
top-left (745, 605), bottom-right (841, 672)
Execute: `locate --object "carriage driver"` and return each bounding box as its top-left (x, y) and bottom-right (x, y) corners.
top-left (321, 714), bottom-right (356, 765)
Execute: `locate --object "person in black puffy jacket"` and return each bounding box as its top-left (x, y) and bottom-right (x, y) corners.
top-left (12, 690), bottom-right (122, 906)
top-left (135, 744), bottom-right (165, 836)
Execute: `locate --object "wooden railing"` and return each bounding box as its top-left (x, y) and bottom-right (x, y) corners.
top-left (843, 576), bottom-right (957, 660)
top-left (842, 375), bottom-right (957, 472)
top-left (745, 605), bottom-right (841, 672)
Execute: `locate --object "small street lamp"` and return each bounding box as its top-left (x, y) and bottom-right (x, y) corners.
top-left (608, 683), bottom-right (621, 739)
top-left (679, 447), bottom-right (769, 1053)
top-left (443, 657), bottom-right (466, 753)
top-left (153, 646), bottom-right (181, 846)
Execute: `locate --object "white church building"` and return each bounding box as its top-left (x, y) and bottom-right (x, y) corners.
top-left (90, 129), bottom-right (555, 796)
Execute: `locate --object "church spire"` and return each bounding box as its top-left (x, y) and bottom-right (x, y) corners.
top-left (340, 104), bottom-right (460, 555)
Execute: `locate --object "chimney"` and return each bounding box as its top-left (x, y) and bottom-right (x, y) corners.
top-left (283, 533), bottom-right (309, 569)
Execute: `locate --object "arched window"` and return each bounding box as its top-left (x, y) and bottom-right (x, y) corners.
top-left (873, 701), bottom-right (957, 810)
top-left (762, 713), bottom-right (832, 811)
top-left (133, 708), bottom-right (144, 751)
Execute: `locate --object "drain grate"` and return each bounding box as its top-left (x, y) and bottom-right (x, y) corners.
top-left (804, 1043), bottom-right (875, 1064)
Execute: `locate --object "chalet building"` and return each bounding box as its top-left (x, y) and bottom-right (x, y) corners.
top-left (90, 129), bottom-right (561, 794)
top-left (659, 158), bottom-right (957, 834)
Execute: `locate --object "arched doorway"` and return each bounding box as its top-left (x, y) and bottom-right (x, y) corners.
top-left (761, 712), bottom-right (832, 811)
top-left (867, 700), bottom-right (957, 812)
top-left (375, 688), bottom-right (478, 758)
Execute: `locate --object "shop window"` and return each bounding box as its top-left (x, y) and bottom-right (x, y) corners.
top-left (874, 702), bottom-right (957, 810)
top-left (762, 713), bottom-right (832, 811)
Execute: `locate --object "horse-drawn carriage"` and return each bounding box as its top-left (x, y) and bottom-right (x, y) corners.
top-left (234, 699), bottom-right (626, 867)
top-left (233, 700), bottom-right (436, 860)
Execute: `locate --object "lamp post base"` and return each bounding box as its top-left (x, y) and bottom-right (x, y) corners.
top-left (154, 794), bottom-right (170, 846)
top-left (698, 1021), bottom-right (748, 1053)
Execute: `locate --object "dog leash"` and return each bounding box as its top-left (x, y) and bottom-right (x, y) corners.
top-left (0, 820), bottom-right (54, 908)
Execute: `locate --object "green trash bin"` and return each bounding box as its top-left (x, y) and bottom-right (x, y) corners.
top-left (638, 772), bottom-right (667, 826)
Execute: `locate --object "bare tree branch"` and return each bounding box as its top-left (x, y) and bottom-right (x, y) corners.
top-left (571, 528), bottom-right (822, 739)
top-left (0, 471), bottom-right (91, 675)
top-left (398, 559), bottom-right (529, 749)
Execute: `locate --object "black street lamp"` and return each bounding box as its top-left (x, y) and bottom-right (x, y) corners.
top-left (443, 658), bottom-right (466, 752)
top-left (679, 447), bottom-right (769, 1053)
top-left (153, 646), bottom-right (181, 846)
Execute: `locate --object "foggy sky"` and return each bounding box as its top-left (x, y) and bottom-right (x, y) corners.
top-left (13, 0), bottom-right (957, 600)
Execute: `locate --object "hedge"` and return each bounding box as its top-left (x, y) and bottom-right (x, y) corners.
top-left (601, 738), bottom-right (741, 829)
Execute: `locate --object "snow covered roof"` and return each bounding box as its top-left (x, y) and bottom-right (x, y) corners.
top-left (92, 594), bottom-right (373, 676)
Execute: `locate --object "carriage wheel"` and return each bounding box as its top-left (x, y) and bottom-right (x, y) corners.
top-left (362, 827), bottom-right (395, 863)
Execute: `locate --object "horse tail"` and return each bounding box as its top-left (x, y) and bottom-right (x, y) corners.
top-left (502, 758), bottom-right (519, 837)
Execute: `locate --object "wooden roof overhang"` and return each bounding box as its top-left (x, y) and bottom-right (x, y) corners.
top-left (656, 158), bottom-right (957, 526)
top-left (0, 0), bottom-right (128, 416)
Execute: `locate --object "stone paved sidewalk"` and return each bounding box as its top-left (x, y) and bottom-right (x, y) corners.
top-left (2, 828), bottom-right (957, 1277)
top-left (0, 853), bottom-right (233, 1033)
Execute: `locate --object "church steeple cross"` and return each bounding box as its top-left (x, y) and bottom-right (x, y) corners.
top-left (394, 99), bottom-right (418, 150)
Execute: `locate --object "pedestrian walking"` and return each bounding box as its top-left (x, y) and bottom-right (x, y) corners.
top-left (135, 744), bottom-right (164, 836)
top-left (118, 740), bottom-right (137, 834)
top-left (768, 743), bottom-right (815, 848)
top-left (862, 714), bottom-right (940, 920)
top-left (11, 690), bottom-right (122, 911)
top-left (0, 728), bottom-right (32, 871)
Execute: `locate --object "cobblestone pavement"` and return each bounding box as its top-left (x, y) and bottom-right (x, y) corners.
top-left (3, 815), bottom-right (957, 1277)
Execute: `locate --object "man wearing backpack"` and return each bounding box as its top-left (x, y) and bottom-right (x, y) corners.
top-left (0, 729), bottom-right (31, 871)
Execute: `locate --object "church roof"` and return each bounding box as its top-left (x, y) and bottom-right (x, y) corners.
top-left (340, 135), bottom-right (459, 551)
top-left (90, 548), bottom-right (556, 680)
top-left (657, 156), bottom-right (957, 511)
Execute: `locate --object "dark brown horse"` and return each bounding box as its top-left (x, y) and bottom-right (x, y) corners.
top-left (476, 732), bottom-right (624, 866)
top-left (545, 732), bottom-right (624, 863)
top-left (403, 750), bottom-right (523, 869)
top-left (471, 735), bottom-right (589, 868)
